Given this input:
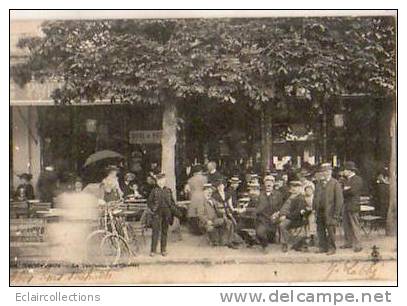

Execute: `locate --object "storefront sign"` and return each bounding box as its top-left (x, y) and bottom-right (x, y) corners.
top-left (86, 119), bottom-right (97, 133)
top-left (334, 114), bottom-right (344, 127)
top-left (129, 130), bottom-right (162, 144)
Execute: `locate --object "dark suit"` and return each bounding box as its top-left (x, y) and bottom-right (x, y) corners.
top-left (313, 178), bottom-right (343, 251)
top-left (212, 190), bottom-right (231, 212)
top-left (147, 186), bottom-right (175, 253)
top-left (212, 190), bottom-right (235, 244)
top-left (255, 190), bottom-right (283, 247)
top-left (226, 186), bottom-right (239, 208)
top-left (279, 194), bottom-right (308, 244)
top-left (343, 174), bottom-right (363, 249)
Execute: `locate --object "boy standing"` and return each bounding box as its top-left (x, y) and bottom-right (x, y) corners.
top-left (147, 173), bottom-right (175, 257)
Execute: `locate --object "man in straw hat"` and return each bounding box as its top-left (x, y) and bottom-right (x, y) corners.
top-left (211, 177), bottom-right (240, 248)
top-left (255, 175), bottom-right (284, 253)
top-left (341, 161), bottom-right (363, 252)
top-left (227, 176), bottom-right (241, 209)
top-left (313, 163), bottom-right (344, 255)
top-left (278, 180), bottom-right (309, 252)
top-left (298, 168), bottom-right (317, 245)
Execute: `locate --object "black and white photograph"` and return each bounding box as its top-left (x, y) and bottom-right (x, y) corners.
top-left (9, 9), bottom-right (397, 285)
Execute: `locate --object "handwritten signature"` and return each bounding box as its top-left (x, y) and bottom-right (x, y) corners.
top-left (324, 260), bottom-right (383, 281)
top-left (11, 267), bottom-right (113, 284)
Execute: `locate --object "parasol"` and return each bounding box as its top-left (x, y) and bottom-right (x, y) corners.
top-left (83, 150), bottom-right (124, 167)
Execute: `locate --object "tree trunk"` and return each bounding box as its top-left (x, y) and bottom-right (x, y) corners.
top-left (322, 104), bottom-right (328, 163)
top-left (261, 103), bottom-right (272, 171)
top-left (386, 103), bottom-right (397, 236)
top-left (161, 101), bottom-right (177, 200)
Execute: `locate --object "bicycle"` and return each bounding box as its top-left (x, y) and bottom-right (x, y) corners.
top-left (86, 201), bottom-right (138, 266)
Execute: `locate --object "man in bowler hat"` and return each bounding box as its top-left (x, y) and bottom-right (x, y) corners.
top-left (341, 161), bottom-right (363, 252)
top-left (313, 163), bottom-right (344, 255)
top-left (147, 173), bottom-right (175, 257)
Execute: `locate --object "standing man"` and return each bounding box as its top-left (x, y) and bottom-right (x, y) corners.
top-left (147, 173), bottom-right (175, 257)
top-left (341, 161), bottom-right (363, 252)
top-left (255, 175), bottom-right (283, 253)
top-left (207, 161), bottom-right (223, 185)
top-left (313, 163), bottom-right (344, 255)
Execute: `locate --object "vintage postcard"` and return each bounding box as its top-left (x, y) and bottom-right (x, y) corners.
top-left (9, 10), bottom-right (397, 285)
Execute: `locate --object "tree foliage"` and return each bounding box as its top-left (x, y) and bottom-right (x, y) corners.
top-left (12, 17), bottom-right (396, 107)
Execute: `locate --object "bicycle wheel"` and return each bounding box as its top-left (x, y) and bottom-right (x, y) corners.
top-left (100, 233), bottom-right (132, 265)
top-left (123, 222), bottom-right (141, 254)
top-left (86, 230), bottom-right (121, 266)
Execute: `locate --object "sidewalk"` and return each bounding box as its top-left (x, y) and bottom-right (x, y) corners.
top-left (11, 227), bottom-right (397, 267)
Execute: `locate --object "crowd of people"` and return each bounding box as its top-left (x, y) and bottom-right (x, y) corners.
top-left (178, 161), bottom-right (368, 255)
top-left (12, 158), bottom-right (390, 258)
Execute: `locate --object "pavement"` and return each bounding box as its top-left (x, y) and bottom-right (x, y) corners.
top-left (10, 227), bottom-right (397, 285)
top-left (11, 226), bottom-right (397, 267)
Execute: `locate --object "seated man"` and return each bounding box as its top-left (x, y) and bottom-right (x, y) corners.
top-left (254, 176), bottom-right (283, 252)
top-left (278, 181), bottom-right (309, 252)
top-left (197, 184), bottom-right (233, 246)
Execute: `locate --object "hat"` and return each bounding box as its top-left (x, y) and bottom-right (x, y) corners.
top-left (213, 177), bottom-right (226, 187)
top-left (74, 176), bottom-right (83, 183)
top-left (124, 172), bottom-right (136, 181)
top-left (300, 168), bottom-right (311, 177)
top-left (18, 173), bottom-right (32, 181)
top-left (343, 161), bottom-right (358, 171)
top-left (203, 183), bottom-right (214, 190)
top-left (263, 175), bottom-right (275, 182)
top-left (106, 165), bottom-right (120, 172)
top-left (248, 181), bottom-right (261, 189)
top-left (289, 180), bottom-right (303, 187)
top-left (229, 176), bottom-right (241, 183)
top-left (304, 182), bottom-right (315, 191)
top-left (192, 164), bottom-right (203, 174)
top-left (318, 163), bottom-right (333, 172)
top-left (155, 172), bottom-right (166, 180)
